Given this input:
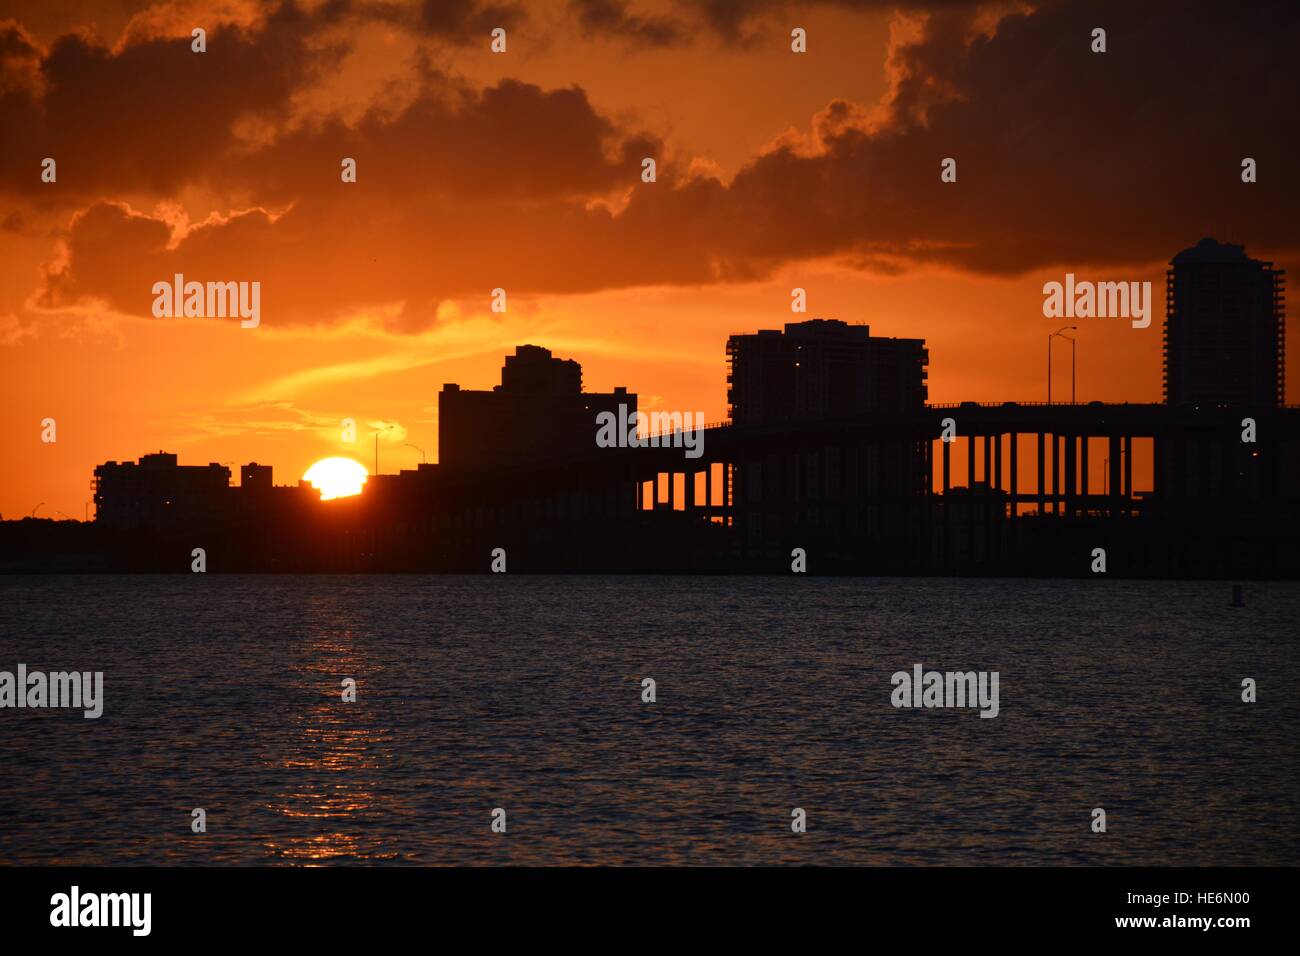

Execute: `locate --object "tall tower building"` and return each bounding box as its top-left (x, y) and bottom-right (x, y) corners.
top-left (1163, 238), bottom-right (1286, 406)
top-left (438, 346), bottom-right (636, 473)
top-left (725, 318), bottom-right (928, 425)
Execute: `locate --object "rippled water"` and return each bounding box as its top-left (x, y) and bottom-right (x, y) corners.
top-left (1, 575), bottom-right (1297, 865)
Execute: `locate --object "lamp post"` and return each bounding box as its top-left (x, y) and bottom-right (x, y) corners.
top-left (404, 443), bottom-right (426, 464)
top-left (373, 424), bottom-right (397, 475)
top-left (1048, 325), bottom-right (1077, 404)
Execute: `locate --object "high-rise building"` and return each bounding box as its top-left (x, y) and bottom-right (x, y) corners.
top-left (438, 345), bottom-right (637, 472)
top-left (726, 318), bottom-right (928, 425)
top-left (93, 452), bottom-right (231, 529)
top-left (1163, 238), bottom-right (1286, 406)
top-left (240, 462), bottom-right (273, 491)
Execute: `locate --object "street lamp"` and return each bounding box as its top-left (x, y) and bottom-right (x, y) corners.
top-left (373, 424), bottom-right (398, 475)
top-left (404, 442), bottom-right (426, 464)
top-left (1048, 325), bottom-right (1077, 404)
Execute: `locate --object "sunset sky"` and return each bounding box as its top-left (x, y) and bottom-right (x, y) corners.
top-left (1, 0), bottom-right (1296, 519)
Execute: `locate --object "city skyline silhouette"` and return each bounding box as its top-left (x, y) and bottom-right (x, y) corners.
top-left (3, 0), bottom-right (1299, 927)
top-left (5, 236), bottom-right (1296, 577)
top-left (4, 1), bottom-right (1298, 526)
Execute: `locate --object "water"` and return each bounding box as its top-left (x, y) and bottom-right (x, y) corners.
top-left (1, 575), bottom-right (1297, 865)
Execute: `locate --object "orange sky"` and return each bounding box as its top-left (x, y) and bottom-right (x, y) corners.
top-left (1, 0), bottom-right (1296, 519)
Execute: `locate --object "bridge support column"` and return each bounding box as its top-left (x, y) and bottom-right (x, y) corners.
top-left (1080, 434), bottom-right (1089, 501)
top-left (1051, 434), bottom-right (1060, 515)
top-left (924, 437), bottom-right (933, 498)
top-left (1108, 435), bottom-right (1121, 508)
top-left (1123, 435), bottom-right (1133, 506)
top-left (994, 432), bottom-right (1003, 493)
top-left (1065, 432), bottom-right (1076, 514)
top-left (1011, 432), bottom-right (1019, 515)
top-left (1034, 434), bottom-right (1045, 515)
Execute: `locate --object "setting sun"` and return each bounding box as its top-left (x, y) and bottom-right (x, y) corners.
top-left (303, 457), bottom-right (368, 501)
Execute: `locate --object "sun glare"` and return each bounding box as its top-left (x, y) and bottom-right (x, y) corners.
top-left (303, 457), bottom-right (368, 501)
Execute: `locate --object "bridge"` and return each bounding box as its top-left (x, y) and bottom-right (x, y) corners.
top-left (355, 402), bottom-right (1300, 575)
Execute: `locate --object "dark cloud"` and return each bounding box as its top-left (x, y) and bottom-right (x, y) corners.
top-left (1, 3), bottom-right (352, 199)
top-left (227, 76), bottom-right (661, 205)
top-left (37, 201), bottom-right (174, 311)
top-left (622, 0), bottom-right (1300, 276)
top-left (18, 0), bottom-right (1300, 331)
top-left (683, 0), bottom-right (977, 45)
top-left (568, 0), bottom-right (685, 47)
top-left (417, 0), bottom-right (527, 40)
top-left (0, 1), bottom-right (159, 43)
top-left (0, 1), bottom-right (538, 203)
